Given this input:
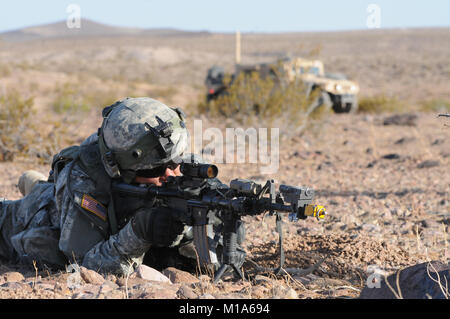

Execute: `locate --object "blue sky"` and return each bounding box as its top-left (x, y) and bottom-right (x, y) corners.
top-left (1, 0), bottom-right (449, 33)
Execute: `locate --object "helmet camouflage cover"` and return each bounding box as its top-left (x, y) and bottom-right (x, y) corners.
top-left (98, 97), bottom-right (188, 180)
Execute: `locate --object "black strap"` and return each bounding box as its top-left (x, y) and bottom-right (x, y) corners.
top-left (108, 191), bottom-right (118, 235)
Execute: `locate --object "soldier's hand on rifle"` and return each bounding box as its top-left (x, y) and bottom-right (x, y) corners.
top-left (131, 206), bottom-right (186, 247)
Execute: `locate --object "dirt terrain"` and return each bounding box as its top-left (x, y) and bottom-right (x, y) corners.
top-left (0, 21), bottom-right (448, 299)
top-left (0, 112), bottom-right (447, 299)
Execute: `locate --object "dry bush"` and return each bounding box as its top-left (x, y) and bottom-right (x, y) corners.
top-left (358, 95), bottom-right (403, 113)
top-left (147, 86), bottom-right (178, 104)
top-left (0, 89), bottom-right (84, 164)
top-left (0, 90), bottom-right (35, 161)
top-left (0, 63), bottom-right (11, 77)
top-left (358, 94), bottom-right (404, 113)
top-left (199, 70), bottom-right (327, 135)
top-left (52, 81), bottom-right (121, 114)
top-left (420, 99), bottom-right (450, 113)
top-left (52, 82), bottom-right (91, 114)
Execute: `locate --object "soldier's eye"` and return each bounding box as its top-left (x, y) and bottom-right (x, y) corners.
top-left (135, 166), bottom-right (166, 178)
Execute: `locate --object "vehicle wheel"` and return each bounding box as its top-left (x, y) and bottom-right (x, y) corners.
top-left (331, 95), bottom-right (358, 113)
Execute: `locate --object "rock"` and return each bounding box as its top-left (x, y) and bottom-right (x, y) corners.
top-left (197, 275), bottom-right (211, 282)
top-left (1, 282), bottom-right (24, 289)
top-left (431, 138), bottom-right (444, 146)
top-left (293, 273), bottom-right (321, 285)
top-left (253, 275), bottom-right (273, 286)
top-left (116, 277), bottom-right (127, 287)
top-left (104, 290), bottom-right (125, 299)
top-left (340, 214), bottom-right (361, 226)
top-left (417, 160), bottom-right (440, 169)
top-left (197, 293), bottom-right (215, 299)
top-left (367, 160), bottom-right (377, 168)
top-left (420, 220), bottom-right (439, 229)
top-left (54, 282), bottom-right (71, 295)
top-left (213, 292), bottom-right (248, 299)
top-left (33, 282), bottom-right (56, 291)
top-left (271, 284), bottom-right (298, 299)
top-left (251, 286), bottom-right (269, 298)
top-left (80, 266), bottom-right (105, 285)
top-left (382, 153), bottom-right (400, 160)
top-left (116, 276), bottom-right (149, 288)
top-left (99, 280), bottom-right (119, 294)
top-left (162, 267), bottom-right (198, 284)
top-left (105, 274), bottom-right (117, 283)
top-left (394, 137), bottom-right (415, 145)
top-left (382, 210), bottom-right (393, 220)
top-left (334, 221), bottom-right (347, 231)
top-left (74, 283), bottom-right (101, 296)
top-left (359, 261), bottom-right (450, 299)
top-left (383, 114), bottom-right (417, 126)
top-left (25, 275), bottom-right (42, 283)
top-left (135, 265), bottom-right (171, 283)
top-left (362, 223), bottom-right (380, 233)
top-left (313, 278), bottom-right (353, 288)
top-left (72, 292), bottom-right (96, 299)
top-left (133, 283), bottom-right (178, 299)
top-left (177, 284), bottom-right (198, 299)
top-left (283, 288), bottom-right (298, 299)
top-left (2, 272), bottom-right (25, 283)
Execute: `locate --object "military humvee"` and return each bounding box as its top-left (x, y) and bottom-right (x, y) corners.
top-left (282, 57), bottom-right (360, 113)
top-left (205, 65), bottom-right (228, 102)
top-left (205, 57), bottom-right (360, 113)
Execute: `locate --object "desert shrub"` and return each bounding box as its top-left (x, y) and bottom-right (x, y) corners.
top-left (52, 82), bottom-right (120, 114)
top-left (0, 88), bottom-right (93, 163)
top-left (358, 94), bottom-right (404, 113)
top-left (147, 86), bottom-right (178, 104)
top-left (419, 99), bottom-right (450, 113)
top-left (52, 82), bottom-right (91, 114)
top-left (0, 63), bottom-right (11, 77)
top-left (201, 70), bottom-right (328, 135)
top-left (0, 90), bottom-right (35, 161)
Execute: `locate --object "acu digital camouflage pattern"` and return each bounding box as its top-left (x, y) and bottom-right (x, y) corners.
top-left (101, 97), bottom-right (189, 172)
top-left (0, 138), bottom-right (152, 275)
top-left (0, 97), bottom-right (193, 275)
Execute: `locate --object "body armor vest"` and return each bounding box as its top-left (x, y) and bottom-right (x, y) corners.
top-left (51, 142), bottom-right (155, 236)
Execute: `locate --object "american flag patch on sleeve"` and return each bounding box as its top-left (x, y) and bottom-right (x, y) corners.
top-left (81, 194), bottom-right (107, 221)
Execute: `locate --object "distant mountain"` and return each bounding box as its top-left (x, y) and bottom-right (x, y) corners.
top-left (0, 19), bottom-right (210, 42)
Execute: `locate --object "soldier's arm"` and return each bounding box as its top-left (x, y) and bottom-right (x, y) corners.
top-left (55, 161), bottom-right (151, 275)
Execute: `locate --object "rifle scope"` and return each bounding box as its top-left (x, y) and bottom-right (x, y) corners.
top-left (180, 163), bottom-right (218, 179)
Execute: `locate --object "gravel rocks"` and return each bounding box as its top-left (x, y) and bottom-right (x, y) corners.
top-left (0, 113), bottom-right (448, 299)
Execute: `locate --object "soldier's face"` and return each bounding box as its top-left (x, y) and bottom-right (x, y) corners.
top-left (134, 165), bottom-right (181, 186)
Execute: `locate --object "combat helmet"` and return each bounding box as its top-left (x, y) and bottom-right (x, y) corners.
top-left (98, 97), bottom-right (188, 183)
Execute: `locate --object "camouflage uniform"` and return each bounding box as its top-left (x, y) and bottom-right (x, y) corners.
top-left (0, 136), bottom-right (156, 275)
top-left (0, 98), bottom-right (193, 275)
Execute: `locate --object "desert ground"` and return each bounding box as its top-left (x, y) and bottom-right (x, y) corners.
top-left (0, 20), bottom-right (448, 299)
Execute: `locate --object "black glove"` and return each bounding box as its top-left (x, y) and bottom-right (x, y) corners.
top-left (131, 206), bottom-right (185, 247)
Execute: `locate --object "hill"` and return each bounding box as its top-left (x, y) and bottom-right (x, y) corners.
top-left (0, 19), bottom-right (209, 42)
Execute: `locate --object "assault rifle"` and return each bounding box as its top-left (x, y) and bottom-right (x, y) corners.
top-left (112, 162), bottom-right (326, 282)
